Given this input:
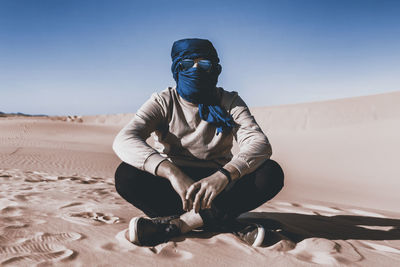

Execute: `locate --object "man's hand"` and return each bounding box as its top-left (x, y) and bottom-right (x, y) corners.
top-left (156, 160), bottom-right (195, 211)
top-left (186, 171), bottom-right (229, 213)
top-left (169, 174), bottom-right (196, 211)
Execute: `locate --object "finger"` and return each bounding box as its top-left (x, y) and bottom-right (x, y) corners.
top-left (184, 195), bottom-right (192, 211)
top-left (187, 198), bottom-right (193, 211)
top-left (186, 183), bottom-right (198, 200)
top-left (186, 183), bottom-right (200, 201)
top-left (182, 197), bottom-right (188, 211)
top-left (193, 188), bottom-right (206, 213)
top-left (186, 198), bottom-right (192, 211)
top-left (206, 192), bottom-right (217, 208)
top-left (202, 190), bottom-right (212, 210)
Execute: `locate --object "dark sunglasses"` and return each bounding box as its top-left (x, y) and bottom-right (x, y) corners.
top-left (179, 59), bottom-right (213, 72)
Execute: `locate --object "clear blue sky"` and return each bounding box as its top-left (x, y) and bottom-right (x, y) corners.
top-left (1, 0), bottom-right (400, 115)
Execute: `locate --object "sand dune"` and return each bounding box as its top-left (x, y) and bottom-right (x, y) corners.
top-left (250, 91), bottom-right (400, 213)
top-left (1, 91), bottom-right (399, 266)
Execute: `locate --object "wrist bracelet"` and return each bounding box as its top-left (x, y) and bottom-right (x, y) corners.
top-left (218, 167), bottom-right (232, 183)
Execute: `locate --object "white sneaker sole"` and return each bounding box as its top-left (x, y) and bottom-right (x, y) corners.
top-left (128, 217), bottom-right (141, 244)
top-left (252, 224), bottom-right (265, 247)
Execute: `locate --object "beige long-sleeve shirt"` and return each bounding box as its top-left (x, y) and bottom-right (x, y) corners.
top-left (112, 86), bottom-right (272, 178)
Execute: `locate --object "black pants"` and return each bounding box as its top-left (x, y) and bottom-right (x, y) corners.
top-left (114, 159), bottom-right (284, 229)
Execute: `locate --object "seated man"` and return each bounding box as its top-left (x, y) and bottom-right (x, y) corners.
top-left (113, 38), bottom-right (284, 247)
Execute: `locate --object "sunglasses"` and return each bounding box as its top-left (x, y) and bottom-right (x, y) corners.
top-left (179, 59), bottom-right (213, 72)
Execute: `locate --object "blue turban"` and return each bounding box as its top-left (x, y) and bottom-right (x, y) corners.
top-left (171, 38), bottom-right (235, 135)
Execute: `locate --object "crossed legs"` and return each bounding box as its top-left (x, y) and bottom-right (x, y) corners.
top-left (115, 159), bottom-right (284, 232)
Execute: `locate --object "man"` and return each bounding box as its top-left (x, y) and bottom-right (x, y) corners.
top-left (113, 38), bottom-right (284, 247)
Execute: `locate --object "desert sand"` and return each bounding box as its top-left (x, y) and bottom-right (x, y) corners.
top-left (1, 91), bottom-right (400, 266)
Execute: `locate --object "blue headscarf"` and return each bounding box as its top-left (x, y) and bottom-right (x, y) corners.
top-left (171, 38), bottom-right (235, 135)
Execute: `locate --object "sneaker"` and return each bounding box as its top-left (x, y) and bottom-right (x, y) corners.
top-left (128, 216), bottom-right (181, 246)
top-left (233, 223), bottom-right (266, 247)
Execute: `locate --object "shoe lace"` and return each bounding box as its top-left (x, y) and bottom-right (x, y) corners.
top-left (165, 223), bottom-right (179, 235)
top-left (152, 214), bottom-right (180, 224)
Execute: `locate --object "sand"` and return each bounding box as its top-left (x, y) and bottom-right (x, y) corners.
top-left (1, 91), bottom-right (400, 266)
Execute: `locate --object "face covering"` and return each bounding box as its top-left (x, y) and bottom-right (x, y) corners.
top-left (177, 66), bottom-right (218, 105)
top-left (171, 38), bottom-right (235, 135)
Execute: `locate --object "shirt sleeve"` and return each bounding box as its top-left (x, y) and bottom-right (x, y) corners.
top-left (222, 93), bottom-right (272, 178)
top-left (112, 92), bottom-right (169, 175)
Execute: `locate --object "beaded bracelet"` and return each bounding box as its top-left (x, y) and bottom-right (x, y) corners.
top-left (218, 167), bottom-right (232, 183)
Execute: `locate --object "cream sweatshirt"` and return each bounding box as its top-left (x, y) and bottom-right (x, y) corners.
top-left (112, 86), bottom-right (272, 178)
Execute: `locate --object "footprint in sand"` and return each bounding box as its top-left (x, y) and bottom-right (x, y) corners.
top-left (6, 170), bottom-right (106, 186)
top-left (114, 229), bottom-right (193, 261)
top-left (27, 232), bottom-right (82, 243)
top-left (0, 231), bottom-right (81, 246)
top-left (2, 250), bottom-right (74, 266)
top-left (1, 201), bottom-right (46, 229)
top-left (59, 202), bottom-right (84, 209)
top-left (0, 232), bottom-right (81, 266)
top-left (287, 238), bottom-right (363, 265)
top-left (62, 211), bottom-right (121, 226)
top-left (12, 192), bottom-right (43, 203)
top-left (0, 229), bottom-right (30, 244)
top-left (205, 234), bottom-right (257, 255)
top-left (20, 170), bottom-right (59, 183)
top-left (148, 242), bottom-right (193, 260)
top-left (56, 175), bottom-right (119, 201)
top-left (78, 186), bottom-right (120, 201)
top-left (2, 215), bottom-right (46, 229)
top-left (57, 175), bottom-right (106, 185)
top-left (1, 205), bottom-right (26, 217)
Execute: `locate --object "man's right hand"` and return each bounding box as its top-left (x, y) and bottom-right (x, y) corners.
top-left (168, 174), bottom-right (196, 211)
top-left (156, 160), bottom-right (196, 211)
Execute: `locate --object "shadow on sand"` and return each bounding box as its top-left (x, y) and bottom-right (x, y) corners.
top-left (177, 212), bottom-right (400, 246)
top-left (238, 212), bottom-right (400, 243)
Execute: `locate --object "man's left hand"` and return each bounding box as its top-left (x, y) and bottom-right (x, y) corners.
top-left (185, 171), bottom-right (229, 213)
